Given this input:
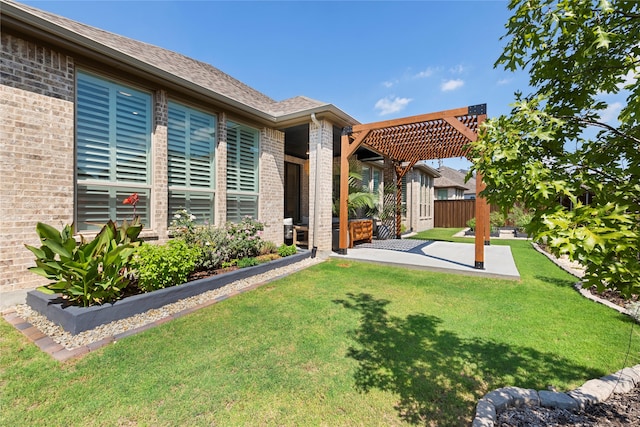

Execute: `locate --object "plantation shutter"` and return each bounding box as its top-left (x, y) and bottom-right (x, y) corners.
top-left (226, 122), bottom-right (259, 222)
top-left (167, 102), bottom-right (216, 224)
top-left (76, 72), bottom-right (151, 230)
top-left (168, 103), bottom-right (216, 189)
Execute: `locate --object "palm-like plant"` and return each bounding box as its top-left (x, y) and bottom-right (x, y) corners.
top-left (333, 171), bottom-right (378, 218)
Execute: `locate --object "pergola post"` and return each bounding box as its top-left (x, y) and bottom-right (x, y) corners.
top-left (338, 131), bottom-right (351, 254)
top-left (474, 112), bottom-right (488, 268)
top-left (474, 172), bottom-right (487, 269)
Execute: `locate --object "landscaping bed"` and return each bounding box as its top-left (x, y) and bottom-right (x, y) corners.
top-left (26, 250), bottom-right (310, 334)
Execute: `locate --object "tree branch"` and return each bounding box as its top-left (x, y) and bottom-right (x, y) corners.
top-left (558, 115), bottom-right (640, 145)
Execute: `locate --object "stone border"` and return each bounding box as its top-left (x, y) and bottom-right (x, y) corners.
top-left (25, 250), bottom-right (310, 334)
top-left (472, 365), bottom-right (640, 426)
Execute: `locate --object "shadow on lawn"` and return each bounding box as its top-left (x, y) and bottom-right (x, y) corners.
top-left (334, 292), bottom-right (603, 426)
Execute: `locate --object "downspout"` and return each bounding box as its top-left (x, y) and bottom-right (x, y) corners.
top-left (310, 113), bottom-right (322, 258)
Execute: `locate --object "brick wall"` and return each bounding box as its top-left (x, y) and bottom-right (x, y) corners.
top-left (259, 127), bottom-right (285, 244)
top-left (1, 33), bottom-right (75, 292)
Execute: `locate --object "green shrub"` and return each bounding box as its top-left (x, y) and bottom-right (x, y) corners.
top-left (278, 244), bottom-right (297, 257)
top-left (173, 214), bottom-right (266, 271)
top-left (257, 240), bottom-right (277, 255)
top-left (25, 219), bottom-right (142, 307)
top-left (466, 217), bottom-right (476, 229)
top-left (490, 211), bottom-right (506, 229)
top-left (131, 240), bottom-right (200, 292)
top-left (508, 205), bottom-right (534, 229)
top-left (237, 257), bottom-right (259, 268)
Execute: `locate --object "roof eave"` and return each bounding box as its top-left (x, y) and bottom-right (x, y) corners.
top-left (273, 104), bottom-right (360, 129)
top-left (2, 2), bottom-right (279, 125)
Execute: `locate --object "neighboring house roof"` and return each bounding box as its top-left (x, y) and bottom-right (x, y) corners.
top-left (434, 166), bottom-right (475, 193)
top-left (1, 0), bottom-right (357, 128)
top-left (433, 176), bottom-right (468, 190)
top-left (413, 163), bottom-right (441, 178)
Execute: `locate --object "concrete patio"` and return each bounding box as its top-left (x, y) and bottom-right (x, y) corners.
top-left (330, 239), bottom-right (520, 280)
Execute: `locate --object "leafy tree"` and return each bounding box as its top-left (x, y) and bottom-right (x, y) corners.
top-left (469, 0), bottom-right (639, 297)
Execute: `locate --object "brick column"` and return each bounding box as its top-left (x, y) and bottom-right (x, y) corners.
top-left (259, 127), bottom-right (285, 244)
top-left (215, 113), bottom-right (227, 227)
top-left (152, 89), bottom-right (169, 241)
top-left (308, 119), bottom-right (334, 252)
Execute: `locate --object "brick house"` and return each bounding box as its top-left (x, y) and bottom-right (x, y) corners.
top-left (0, 0), bottom-right (438, 305)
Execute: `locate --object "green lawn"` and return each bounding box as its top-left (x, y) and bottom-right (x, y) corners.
top-left (2, 236), bottom-right (639, 426)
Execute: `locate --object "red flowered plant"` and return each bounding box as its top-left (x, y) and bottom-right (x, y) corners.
top-left (123, 193), bottom-right (139, 216)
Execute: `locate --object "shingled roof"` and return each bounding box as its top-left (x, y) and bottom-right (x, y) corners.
top-left (434, 166), bottom-right (476, 194)
top-left (2, 0), bottom-right (355, 125)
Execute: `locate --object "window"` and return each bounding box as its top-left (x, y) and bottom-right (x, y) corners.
top-left (362, 164), bottom-right (384, 212)
top-left (226, 122), bottom-right (259, 222)
top-left (419, 173), bottom-right (432, 217)
top-left (76, 71), bottom-right (151, 230)
top-left (168, 101), bottom-right (216, 224)
top-left (437, 189), bottom-right (449, 200)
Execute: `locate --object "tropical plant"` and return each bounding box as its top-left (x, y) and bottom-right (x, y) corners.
top-left (333, 170), bottom-right (378, 218)
top-left (469, 0), bottom-right (640, 297)
top-left (25, 219), bottom-right (143, 306)
top-left (131, 240), bottom-right (201, 292)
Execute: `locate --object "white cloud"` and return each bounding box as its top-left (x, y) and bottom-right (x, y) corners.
top-left (497, 78), bottom-right (512, 86)
top-left (414, 67), bottom-right (437, 79)
top-left (382, 80), bottom-right (397, 88)
top-left (601, 101), bottom-right (622, 123)
top-left (441, 79), bottom-right (464, 92)
top-left (449, 64), bottom-right (465, 74)
top-left (374, 96), bottom-right (412, 115)
top-left (617, 68), bottom-right (638, 89)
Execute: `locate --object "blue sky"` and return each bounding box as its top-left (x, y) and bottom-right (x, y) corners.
top-left (22, 0), bottom-right (531, 170)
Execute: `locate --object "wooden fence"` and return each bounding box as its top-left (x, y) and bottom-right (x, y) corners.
top-left (434, 200), bottom-right (501, 228)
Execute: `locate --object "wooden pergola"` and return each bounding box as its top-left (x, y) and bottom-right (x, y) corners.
top-left (338, 104), bottom-right (490, 269)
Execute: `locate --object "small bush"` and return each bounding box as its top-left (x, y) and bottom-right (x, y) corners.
top-left (237, 257), bottom-right (259, 268)
top-left (466, 217), bottom-right (476, 229)
top-left (256, 253), bottom-right (280, 263)
top-left (490, 211), bottom-right (506, 229)
top-left (508, 205), bottom-right (534, 229)
top-left (132, 240), bottom-right (201, 292)
top-left (257, 240), bottom-right (277, 255)
top-left (278, 244), bottom-right (297, 257)
top-left (172, 214), bottom-right (266, 271)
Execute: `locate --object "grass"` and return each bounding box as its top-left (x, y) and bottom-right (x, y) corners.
top-left (2, 234), bottom-right (639, 426)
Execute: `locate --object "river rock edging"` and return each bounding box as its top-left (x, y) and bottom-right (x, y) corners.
top-left (472, 364), bottom-right (640, 426)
